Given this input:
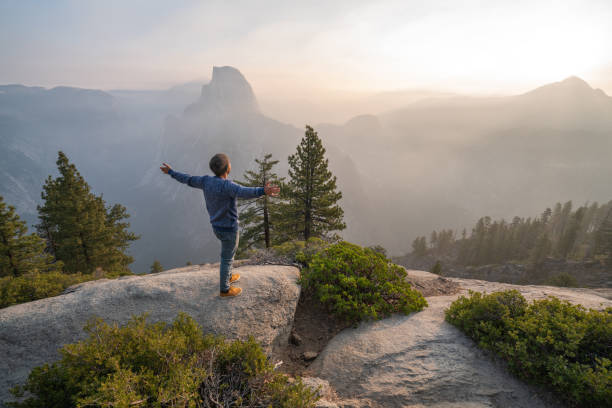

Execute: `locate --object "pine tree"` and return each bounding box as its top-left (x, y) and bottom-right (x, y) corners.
top-left (595, 207), bottom-right (612, 266)
top-left (36, 151), bottom-right (139, 274)
top-left (150, 260), bottom-right (163, 274)
top-left (279, 125), bottom-right (346, 241)
top-left (0, 196), bottom-right (61, 277)
top-left (556, 206), bottom-right (585, 259)
top-left (529, 232), bottom-right (552, 264)
top-left (430, 231), bottom-right (438, 250)
top-left (236, 154), bottom-right (284, 252)
top-left (411, 236), bottom-right (427, 258)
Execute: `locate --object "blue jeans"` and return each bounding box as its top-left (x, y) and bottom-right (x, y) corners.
top-left (213, 228), bottom-right (239, 292)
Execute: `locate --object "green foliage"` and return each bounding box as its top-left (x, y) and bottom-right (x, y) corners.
top-left (0, 196), bottom-right (61, 278)
top-left (430, 260), bottom-right (442, 275)
top-left (277, 125), bottom-right (346, 241)
top-left (299, 241), bottom-right (427, 323)
top-left (243, 238), bottom-right (331, 266)
top-left (411, 236), bottom-right (427, 258)
top-left (0, 271), bottom-right (95, 309)
top-left (271, 238), bottom-right (328, 263)
top-left (425, 200), bottom-right (612, 267)
top-left (445, 290), bottom-right (612, 407)
top-left (8, 312), bottom-right (319, 408)
top-left (149, 260), bottom-right (163, 274)
top-left (546, 272), bottom-right (578, 288)
top-left (236, 153), bottom-right (285, 253)
top-left (595, 207), bottom-right (612, 266)
top-left (36, 151), bottom-right (139, 274)
top-left (366, 244), bottom-right (387, 257)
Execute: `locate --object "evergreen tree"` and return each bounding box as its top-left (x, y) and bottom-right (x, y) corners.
top-left (36, 151), bottom-right (139, 274)
top-left (279, 125), bottom-right (346, 241)
top-left (411, 236), bottom-right (427, 258)
top-left (595, 207), bottom-right (612, 266)
top-left (430, 230), bottom-right (438, 250)
top-left (431, 260), bottom-right (442, 275)
top-left (529, 232), bottom-right (552, 264)
top-left (0, 196), bottom-right (61, 277)
top-left (150, 260), bottom-right (163, 273)
top-left (236, 154), bottom-right (284, 251)
top-left (556, 206), bottom-right (585, 259)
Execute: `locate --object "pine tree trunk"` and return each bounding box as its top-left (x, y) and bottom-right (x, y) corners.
top-left (1, 232), bottom-right (18, 277)
top-left (263, 198), bottom-right (270, 248)
top-left (43, 224), bottom-right (57, 257)
top-left (304, 209), bottom-right (311, 241)
top-left (79, 231), bottom-right (92, 272)
top-left (304, 148), bottom-right (313, 241)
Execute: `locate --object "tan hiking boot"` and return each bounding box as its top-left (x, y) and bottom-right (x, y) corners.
top-left (229, 273), bottom-right (240, 284)
top-left (220, 286), bottom-right (242, 297)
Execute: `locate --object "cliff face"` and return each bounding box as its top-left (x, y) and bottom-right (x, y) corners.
top-left (184, 66), bottom-right (260, 116)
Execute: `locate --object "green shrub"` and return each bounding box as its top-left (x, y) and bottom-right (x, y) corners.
top-left (0, 268), bottom-right (131, 309)
top-left (445, 290), bottom-right (612, 407)
top-left (299, 241), bottom-right (427, 323)
top-left (546, 272), bottom-right (579, 288)
top-left (0, 272), bottom-right (94, 309)
top-left (431, 260), bottom-right (442, 275)
top-left (244, 238), bottom-right (331, 265)
top-left (7, 312), bottom-right (319, 408)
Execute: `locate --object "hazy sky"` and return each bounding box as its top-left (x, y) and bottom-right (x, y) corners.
top-left (1, 0), bottom-right (611, 96)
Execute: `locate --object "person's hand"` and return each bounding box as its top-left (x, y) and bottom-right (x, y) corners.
top-left (264, 182), bottom-right (280, 196)
top-left (160, 162), bottom-right (172, 174)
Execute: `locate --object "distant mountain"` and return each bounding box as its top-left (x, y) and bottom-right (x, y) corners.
top-left (108, 81), bottom-right (204, 114)
top-left (319, 76), bottom-right (612, 254)
top-left (1, 72), bottom-right (611, 270)
top-left (185, 66), bottom-right (258, 115)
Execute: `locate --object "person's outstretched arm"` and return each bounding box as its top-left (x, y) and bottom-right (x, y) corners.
top-left (226, 181), bottom-right (280, 198)
top-left (160, 162), bottom-right (205, 189)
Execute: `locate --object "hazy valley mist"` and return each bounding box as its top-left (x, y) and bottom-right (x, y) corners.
top-left (1, 67), bottom-right (611, 272)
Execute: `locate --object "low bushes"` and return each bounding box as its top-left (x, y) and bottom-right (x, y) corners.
top-left (0, 268), bottom-right (131, 309)
top-left (299, 241), bottom-right (427, 323)
top-left (0, 271), bottom-right (94, 309)
top-left (445, 290), bottom-right (612, 407)
top-left (242, 237), bottom-right (331, 265)
top-left (7, 312), bottom-right (319, 408)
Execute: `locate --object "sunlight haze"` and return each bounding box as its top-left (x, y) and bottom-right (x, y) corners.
top-left (1, 0), bottom-right (611, 99)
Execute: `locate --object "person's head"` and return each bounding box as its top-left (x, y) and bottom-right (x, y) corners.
top-left (209, 153), bottom-right (231, 177)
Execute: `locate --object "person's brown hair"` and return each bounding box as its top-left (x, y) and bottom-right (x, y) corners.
top-left (209, 153), bottom-right (230, 176)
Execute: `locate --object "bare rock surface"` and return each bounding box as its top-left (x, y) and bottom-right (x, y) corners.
top-left (308, 270), bottom-right (612, 408)
top-left (0, 264), bottom-right (300, 405)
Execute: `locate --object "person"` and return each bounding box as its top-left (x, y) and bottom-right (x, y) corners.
top-left (160, 153), bottom-right (280, 297)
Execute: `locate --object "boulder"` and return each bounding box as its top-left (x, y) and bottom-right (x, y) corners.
top-left (0, 264), bottom-right (300, 405)
top-left (308, 272), bottom-right (612, 408)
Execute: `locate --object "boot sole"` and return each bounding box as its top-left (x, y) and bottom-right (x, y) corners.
top-left (220, 288), bottom-right (242, 297)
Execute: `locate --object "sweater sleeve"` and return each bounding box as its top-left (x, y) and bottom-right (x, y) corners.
top-left (226, 181), bottom-right (265, 198)
top-left (168, 169), bottom-right (205, 189)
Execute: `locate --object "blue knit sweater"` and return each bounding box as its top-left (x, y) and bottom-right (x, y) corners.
top-left (168, 169), bottom-right (265, 231)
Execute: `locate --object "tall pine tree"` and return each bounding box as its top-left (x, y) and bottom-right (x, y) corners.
top-left (0, 196), bottom-right (61, 277)
top-left (36, 151), bottom-right (139, 274)
top-left (236, 153), bottom-right (284, 251)
top-left (595, 207), bottom-right (612, 266)
top-left (279, 125), bottom-right (346, 241)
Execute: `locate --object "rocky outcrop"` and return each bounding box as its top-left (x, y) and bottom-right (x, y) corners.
top-left (307, 270), bottom-right (612, 408)
top-left (0, 264), bottom-right (300, 405)
top-left (185, 65), bottom-right (259, 115)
